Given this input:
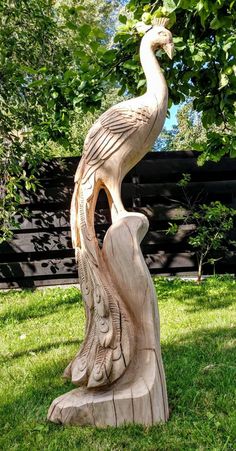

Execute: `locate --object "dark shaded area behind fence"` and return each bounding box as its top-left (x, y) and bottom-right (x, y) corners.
top-left (1, 151), bottom-right (236, 289)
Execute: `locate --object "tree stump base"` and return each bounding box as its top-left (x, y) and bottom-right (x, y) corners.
top-left (48, 212), bottom-right (168, 427)
top-left (48, 349), bottom-right (168, 426)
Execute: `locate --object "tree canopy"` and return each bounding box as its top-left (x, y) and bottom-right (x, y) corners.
top-left (0, 0), bottom-right (119, 241)
top-left (1, 0), bottom-right (236, 241)
top-left (155, 101), bottom-right (207, 153)
top-left (1, 0), bottom-right (235, 164)
top-left (107, 0), bottom-right (236, 160)
top-left (0, 0), bottom-right (118, 157)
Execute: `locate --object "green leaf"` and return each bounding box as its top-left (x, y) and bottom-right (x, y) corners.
top-left (92, 27), bottom-right (106, 39)
top-left (19, 65), bottom-right (37, 74)
top-left (102, 49), bottom-right (117, 63)
top-left (173, 36), bottom-right (186, 50)
top-left (66, 21), bottom-right (77, 31)
top-left (192, 50), bottom-right (205, 62)
top-left (38, 67), bottom-right (47, 73)
top-left (166, 222), bottom-right (179, 236)
top-left (178, 0), bottom-right (197, 9)
top-left (79, 24), bottom-right (91, 37)
top-left (163, 0), bottom-right (178, 13)
top-left (64, 70), bottom-right (76, 82)
top-left (119, 15), bottom-right (127, 24)
top-left (209, 16), bottom-right (232, 30)
top-left (123, 60), bottom-right (137, 70)
top-left (196, 0), bottom-right (204, 11)
top-left (219, 73), bottom-right (229, 90)
top-left (210, 17), bottom-right (220, 29)
top-left (142, 12), bottom-right (152, 24)
top-left (28, 79), bottom-right (45, 88)
top-left (137, 78), bottom-right (146, 89)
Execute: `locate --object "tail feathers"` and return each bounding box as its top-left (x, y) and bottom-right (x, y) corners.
top-left (76, 248), bottom-right (94, 309)
top-left (67, 162), bottom-right (134, 388)
top-left (95, 310), bottom-right (113, 348)
top-left (63, 311), bottom-right (96, 384)
top-left (64, 285), bottom-right (133, 388)
top-left (88, 346), bottom-right (113, 387)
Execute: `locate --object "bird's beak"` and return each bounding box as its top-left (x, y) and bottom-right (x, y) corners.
top-left (163, 42), bottom-right (174, 59)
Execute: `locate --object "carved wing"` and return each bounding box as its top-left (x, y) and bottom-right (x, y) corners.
top-left (76, 103), bottom-right (152, 183)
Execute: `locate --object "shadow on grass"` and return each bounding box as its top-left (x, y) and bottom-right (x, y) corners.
top-left (0, 292), bottom-right (82, 325)
top-left (0, 338), bottom-right (83, 364)
top-left (162, 326), bottom-right (236, 413)
top-left (155, 277), bottom-right (236, 311)
top-left (1, 325), bottom-right (235, 450)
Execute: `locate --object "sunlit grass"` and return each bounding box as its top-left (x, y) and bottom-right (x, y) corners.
top-left (0, 277), bottom-right (235, 450)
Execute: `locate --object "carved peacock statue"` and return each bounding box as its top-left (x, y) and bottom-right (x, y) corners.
top-left (48, 17), bottom-right (174, 426)
top-left (66, 18), bottom-right (173, 387)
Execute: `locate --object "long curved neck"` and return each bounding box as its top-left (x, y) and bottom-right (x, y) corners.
top-left (140, 37), bottom-right (168, 102)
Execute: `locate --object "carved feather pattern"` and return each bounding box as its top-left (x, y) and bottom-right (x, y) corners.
top-left (63, 304), bottom-right (95, 384)
top-left (88, 345), bottom-right (113, 387)
top-left (66, 200), bottom-right (134, 388)
top-left (74, 103), bottom-right (152, 184)
top-left (67, 99), bottom-right (156, 388)
top-left (77, 249), bottom-right (94, 309)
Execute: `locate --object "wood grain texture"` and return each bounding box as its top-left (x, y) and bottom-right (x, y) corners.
top-left (48, 350), bottom-right (168, 426)
top-left (47, 23), bottom-right (173, 426)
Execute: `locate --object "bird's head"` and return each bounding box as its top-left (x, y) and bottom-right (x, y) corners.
top-left (149, 25), bottom-right (174, 58)
top-left (136, 18), bottom-right (174, 59)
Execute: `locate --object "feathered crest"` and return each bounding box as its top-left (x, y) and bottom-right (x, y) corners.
top-left (135, 17), bottom-right (170, 34)
top-left (152, 17), bottom-right (170, 28)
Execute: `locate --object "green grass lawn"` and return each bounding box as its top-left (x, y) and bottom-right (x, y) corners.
top-left (0, 277), bottom-right (236, 450)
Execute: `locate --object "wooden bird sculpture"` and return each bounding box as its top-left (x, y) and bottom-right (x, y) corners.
top-left (48, 18), bottom-right (174, 427)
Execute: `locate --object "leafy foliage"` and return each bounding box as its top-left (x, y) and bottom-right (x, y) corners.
top-left (0, 0), bottom-right (119, 241)
top-left (0, 0), bottom-right (118, 150)
top-left (46, 88), bottom-right (125, 157)
top-left (155, 101), bottom-right (206, 151)
top-left (1, 0), bottom-right (236, 241)
top-left (153, 126), bottom-right (177, 151)
top-left (167, 174), bottom-right (236, 281)
top-left (189, 201), bottom-right (236, 281)
top-left (171, 101), bottom-right (207, 151)
top-left (110, 0), bottom-right (236, 159)
top-left (156, 101), bottom-right (236, 160)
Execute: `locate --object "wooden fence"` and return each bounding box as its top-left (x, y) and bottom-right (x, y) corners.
top-left (1, 151), bottom-right (236, 289)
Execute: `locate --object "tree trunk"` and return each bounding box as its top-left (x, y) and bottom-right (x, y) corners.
top-left (197, 256), bottom-right (203, 283)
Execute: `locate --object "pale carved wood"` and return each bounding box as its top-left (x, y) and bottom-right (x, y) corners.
top-left (48, 19), bottom-right (174, 426)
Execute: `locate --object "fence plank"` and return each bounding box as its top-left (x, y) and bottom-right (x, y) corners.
top-left (1, 152), bottom-right (236, 288)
